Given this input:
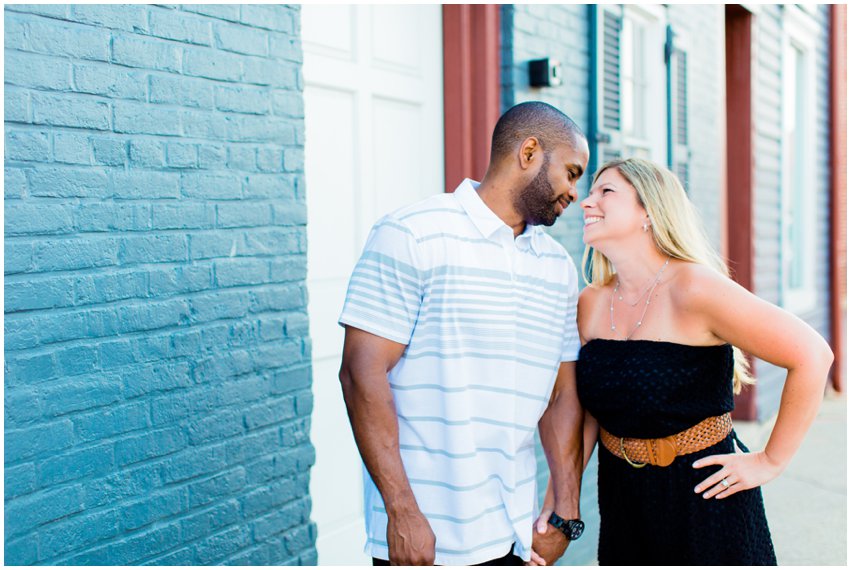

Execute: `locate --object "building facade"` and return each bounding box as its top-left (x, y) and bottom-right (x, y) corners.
top-left (4, 4), bottom-right (845, 566)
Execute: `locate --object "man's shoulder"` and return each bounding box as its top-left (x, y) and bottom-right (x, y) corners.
top-left (383, 192), bottom-right (465, 232)
top-left (534, 230), bottom-right (574, 263)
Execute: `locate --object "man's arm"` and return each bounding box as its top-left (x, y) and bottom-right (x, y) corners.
top-left (532, 361), bottom-right (584, 565)
top-left (339, 326), bottom-right (435, 565)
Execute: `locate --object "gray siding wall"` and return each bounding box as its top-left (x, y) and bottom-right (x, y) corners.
top-left (752, 5), bottom-right (833, 421)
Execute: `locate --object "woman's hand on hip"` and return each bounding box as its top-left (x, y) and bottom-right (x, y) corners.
top-left (693, 450), bottom-right (784, 499)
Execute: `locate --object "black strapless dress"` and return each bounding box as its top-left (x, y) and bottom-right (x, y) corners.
top-left (576, 339), bottom-right (776, 565)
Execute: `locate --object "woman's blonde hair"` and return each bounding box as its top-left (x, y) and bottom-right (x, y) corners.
top-left (581, 157), bottom-right (754, 394)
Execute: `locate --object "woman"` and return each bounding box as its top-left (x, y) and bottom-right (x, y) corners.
top-left (531, 158), bottom-right (833, 565)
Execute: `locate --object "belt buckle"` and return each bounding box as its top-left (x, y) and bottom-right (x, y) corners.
top-left (619, 437), bottom-right (647, 468)
top-left (652, 435), bottom-right (678, 467)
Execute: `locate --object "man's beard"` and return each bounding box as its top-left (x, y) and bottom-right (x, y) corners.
top-left (514, 153), bottom-right (562, 227)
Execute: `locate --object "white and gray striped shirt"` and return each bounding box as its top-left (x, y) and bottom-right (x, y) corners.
top-left (339, 178), bottom-right (581, 565)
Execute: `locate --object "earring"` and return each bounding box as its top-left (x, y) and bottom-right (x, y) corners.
top-left (643, 224), bottom-right (649, 233)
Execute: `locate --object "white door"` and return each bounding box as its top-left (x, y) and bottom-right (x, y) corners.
top-left (302, 5), bottom-right (444, 565)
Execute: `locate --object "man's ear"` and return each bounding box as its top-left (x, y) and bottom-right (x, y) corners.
top-left (518, 137), bottom-right (540, 170)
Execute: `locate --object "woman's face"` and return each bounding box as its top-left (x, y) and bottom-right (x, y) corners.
top-left (580, 167), bottom-right (649, 247)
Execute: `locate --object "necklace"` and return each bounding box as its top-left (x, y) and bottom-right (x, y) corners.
top-left (616, 256), bottom-right (671, 306)
top-left (610, 257), bottom-right (671, 340)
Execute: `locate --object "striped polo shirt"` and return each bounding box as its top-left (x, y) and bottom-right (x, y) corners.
top-left (338, 179), bottom-right (581, 565)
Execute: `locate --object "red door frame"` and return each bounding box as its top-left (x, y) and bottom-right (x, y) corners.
top-left (442, 5), bottom-right (501, 192)
top-left (829, 5), bottom-right (847, 393)
top-left (725, 5), bottom-right (757, 421)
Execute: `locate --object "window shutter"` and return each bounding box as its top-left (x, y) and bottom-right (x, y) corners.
top-left (667, 24), bottom-right (690, 192)
top-left (590, 5), bottom-right (625, 175)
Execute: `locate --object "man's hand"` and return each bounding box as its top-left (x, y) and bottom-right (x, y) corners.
top-left (386, 508), bottom-right (436, 565)
top-left (529, 522), bottom-right (568, 566)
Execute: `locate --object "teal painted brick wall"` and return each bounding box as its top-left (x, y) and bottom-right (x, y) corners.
top-left (4, 4), bottom-right (316, 565)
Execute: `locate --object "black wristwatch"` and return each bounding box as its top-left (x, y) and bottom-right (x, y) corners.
top-left (548, 512), bottom-right (585, 541)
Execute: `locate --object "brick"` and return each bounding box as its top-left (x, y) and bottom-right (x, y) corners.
top-left (145, 546), bottom-right (196, 566)
top-left (37, 443), bottom-right (115, 486)
top-left (5, 166), bottom-right (28, 198)
top-left (243, 173), bottom-right (296, 199)
top-left (270, 33), bottom-right (302, 62)
top-left (73, 402), bottom-right (149, 442)
top-left (166, 142), bottom-right (198, 168)
top-left (74, 61), bottom-right (147, 101)
top-left (225, 426), bottom-right (278, 465)
top-left (122, 487), bottom-right (187, 531)
top-left (215, 84), bottom-right (269, 114)
top-left (32, 92), bottom-right (110, 130)
top-left (189, 290), bottom-right (251, 323)
top-left (28, 166), bottom-right (109, 198)
top-left (243, 56), bottom-right (294, 87)
top-left (54, 132), bottom-right (92, 164)
top-left (224, 542), bottom-right (271, 566)
top-left (195, 525), bottom-right (249, 564)
top-left (122, 360), bottom-right (192, 398)
top-left (181, 172), bottom-right (243, 199)
top-left (5, 384), bottom-right (42, 426)
top-left (214, 258), bottom-right (269, 287)
top-left (148, 8), bottom-right (211, 45)
top-left (114, 101), bottom-right (181, 136)
top-left (39, 509), bottom-right (119, 559)
top-left (42, 373), bottom-right (124, 418)
top-left (4, 202), bottom-right (74, 236)
top-left (112, 171), bottom-right (180, 199)
top-left (227, 145), bottom-right (256, 170)
top-left (283, 513), bottom-right (315, 555)
top-left (284, 314), bottom-right (310, 336)
top-left (68, 4), bottom-right (148, 33)
top-left (75, 202), bottom-right (151, 232)
top-left (160, 443), bottom-right (227, 484)
top-left (6, 310), bottom-right (89, 349)
top-left (187, 467), bottom-right (246, 508)
top-left (33, 237), bottom-right (118, 272)
top-left (5, 4), bottom-right (68, 19)
top-left (259, 316), bottom-right (285, 341)
top-left (294, 390), bottom-right (314, 416)
top-left (250, 284), bottom-right (306, 312)
top-left (55, 345), bottom-right (100, 377)
top-left (120, 234), bottom-right (187, 264)
top-left (256, 147), bottom-right (283, 172)
top-left (5, 275), bottom-right (75, 312)
top-left (5, 87), bottom-right (30, 123)
top-left (92, 138), bottom-right (127, 166)
top-left (271, 365), bottom-right (312, 396)
top-left (75, 270), bottom-right (146, 305)
top-left (150, 74), bottom-right (213, 109)
top-left (183, 46), bottom-right (243, 81)
top-left (244, 396), bottom-right (296, 432)
top-left (78, 461), bottom-right (161, 511)
top-left (279, 421), bottom-right (312, 453)
top-left (129, 139), bottom-right (164, 167)
top-left (112, 33), bottom-right (180, 72)
top-left (181, 4), bottom-right (241, 21)
top-left (272, 201), bottom-right (307, 226)
top-left (242, 229), bottom-right (302, 258)
top-left (271, 90), bottom-right (303, 118)
top-left (243, 476), bottom-right (308, 519)
top-left (283, 147), bottom-right (304, 172)
top-left (114, 426), bottom-right (187, 467)
top-left (152, 202), bottom-right (214, 230)
top-left (214, 22), bottom-right (267, 56)
top-left (188, 409), bottom-right (244, 445)
top-left (6, 129), bottom-right (50, 162)
top-left (217, 202), bottom-right (271, 228)
top-left (116, 299), bottom-right (190, 335)
top-left (4, 351), bottom-right (57, 385)
top-left (4, 241), bottom-right (32, 274)
top-left (27, 17), bottom-right (111, 61)
top-left (96, 338), bottom-right (136, 369)
top-left (5, 50), bottom-right (72, 90)
top-left (188, 232), bottom-right (238, 259)
top-left (199, 143), bottom-right (226, 168)
top-left (240, 5), bottom-right (294, 32)
top-left (4, 535), bottom-right (38, 565)
top-left (105, 522), bottom-right (180, 564)
top-left (181, 109), bottom-right (231, 140)
top-left (4, 484), bottom-right (83, 533)
top-left (237, 115), bottom-right (296, 143)
top-left (180, 499), bottom-right (239, 542)
top-left (5, 463), bottom-right (37, 499)
top-left (147, 263), bottom-right (212, 296)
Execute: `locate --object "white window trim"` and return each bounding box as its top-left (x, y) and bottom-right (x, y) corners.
top-left (621, 4), bottom-right (668, 164)
top-left (780, 6), bottom-right (819, 315)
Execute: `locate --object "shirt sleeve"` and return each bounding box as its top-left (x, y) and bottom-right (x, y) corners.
top-left (561, 261), bottom-right (581, 362)
top-left (338, 216), bottom-right (424, 345)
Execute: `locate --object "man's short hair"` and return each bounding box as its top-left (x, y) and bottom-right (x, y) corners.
top-left (490, 101), bottom-right (585, 162)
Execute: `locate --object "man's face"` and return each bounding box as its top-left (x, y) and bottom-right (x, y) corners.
top-left (514, 140), bottom-right (590, 226)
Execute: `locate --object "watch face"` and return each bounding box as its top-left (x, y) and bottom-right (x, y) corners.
top-left (567, 520), bottom-right (585, 540)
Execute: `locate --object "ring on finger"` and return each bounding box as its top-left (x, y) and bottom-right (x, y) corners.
top-left (720, 478), bottom-right (730, 489)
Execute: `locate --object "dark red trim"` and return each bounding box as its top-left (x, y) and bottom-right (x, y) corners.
top-left (442, 5), bottom-right (501, 192)
top-left (725, 6), bottom-right (757, 420)
top-left (829, 5), bottom-right (847, 393)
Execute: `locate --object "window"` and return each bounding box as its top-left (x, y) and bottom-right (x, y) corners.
top-left (781, 6), bottom-right (818, 313)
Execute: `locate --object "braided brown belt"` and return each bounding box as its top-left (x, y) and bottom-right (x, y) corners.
top-left (599, 413), bottom-right (733, 468)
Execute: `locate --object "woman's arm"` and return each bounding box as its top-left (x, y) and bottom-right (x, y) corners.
top-left (678, 265), bottom-right (833, 499)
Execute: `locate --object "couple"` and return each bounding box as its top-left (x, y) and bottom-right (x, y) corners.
top-left (337, 102), bottom-right (833, 566)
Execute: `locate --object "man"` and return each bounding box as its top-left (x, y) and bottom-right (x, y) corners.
top-left (338, 101), bottom-right (590, 565)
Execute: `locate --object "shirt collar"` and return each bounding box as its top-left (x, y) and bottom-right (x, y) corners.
top-left (453, 178), bottom-right (543, 255)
